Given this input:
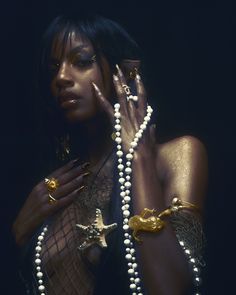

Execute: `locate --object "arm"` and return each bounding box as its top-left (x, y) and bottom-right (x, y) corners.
top-left (131, 136), bottom-right (208, 294)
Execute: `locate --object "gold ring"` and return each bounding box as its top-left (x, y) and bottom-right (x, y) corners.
top-left (44, 177), bottom-right (59, 192)
top-left (48, 193), bottom-right (57, 204)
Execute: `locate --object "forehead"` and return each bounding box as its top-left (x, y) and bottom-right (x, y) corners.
top-left (50, 30), bottom-right (94, 59)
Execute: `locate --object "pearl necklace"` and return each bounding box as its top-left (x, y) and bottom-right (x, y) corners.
top-left (114, 102), bottom-right (153, 295)
top-left (34, 103), bottom-right (202, 295)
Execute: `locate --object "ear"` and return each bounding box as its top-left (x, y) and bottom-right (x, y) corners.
top-left (120, 59), bottom-right (141, 82)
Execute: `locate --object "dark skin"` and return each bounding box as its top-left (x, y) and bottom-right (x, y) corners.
top-left (12, 31), bottom-right (208, 294)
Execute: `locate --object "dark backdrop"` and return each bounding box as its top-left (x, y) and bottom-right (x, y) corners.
top-left (1, 0), bottom-right (234, 294)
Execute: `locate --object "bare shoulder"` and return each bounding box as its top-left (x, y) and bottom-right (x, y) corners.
top-left (156, 136), bottom-right (208, 210)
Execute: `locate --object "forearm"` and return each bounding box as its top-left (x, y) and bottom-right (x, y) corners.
top-left (131, 147), bottom-right (191, 294)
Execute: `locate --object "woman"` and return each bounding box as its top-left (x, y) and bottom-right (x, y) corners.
top-left (12, 13), bottom-right (208, 295)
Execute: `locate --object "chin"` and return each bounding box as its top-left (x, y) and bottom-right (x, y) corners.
top-left (63, 108), bottom-right (98, 124)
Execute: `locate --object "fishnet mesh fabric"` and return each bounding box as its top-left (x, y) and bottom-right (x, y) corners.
top-left (170, 211), bottom-right (206, 267)
top-left (32, 169), bottom-right (114, 295)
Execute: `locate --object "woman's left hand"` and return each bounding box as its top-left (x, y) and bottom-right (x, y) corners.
top-left (92, 65), bottom-right (156, 154)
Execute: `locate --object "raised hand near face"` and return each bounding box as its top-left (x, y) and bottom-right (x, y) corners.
top-left (92, 65), bottom-right (156, 155)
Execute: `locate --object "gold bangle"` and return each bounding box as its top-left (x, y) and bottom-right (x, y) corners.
top-left (128, 197), bottom-right (199, 243)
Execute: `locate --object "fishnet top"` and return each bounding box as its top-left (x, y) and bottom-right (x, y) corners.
top-left (20, 157), bottom-right (206, 295)
top-left (23, 157), bottom-right (115, 295)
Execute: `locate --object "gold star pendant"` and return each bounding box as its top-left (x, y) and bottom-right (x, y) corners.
top-left (76, 208), bottom-right (117, 250)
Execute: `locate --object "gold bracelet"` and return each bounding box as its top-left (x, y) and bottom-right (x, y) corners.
top-left (128, 197), bottom-right (199, 243)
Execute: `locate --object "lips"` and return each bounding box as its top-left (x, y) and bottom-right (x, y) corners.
top-left (58, 92), bottom-right (80, 109)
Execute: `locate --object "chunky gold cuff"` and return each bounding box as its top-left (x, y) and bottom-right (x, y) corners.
top-left (128, 197), bottom-right (199, 243)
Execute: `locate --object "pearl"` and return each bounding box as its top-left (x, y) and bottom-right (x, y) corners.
top-left (126, 153), bottom-right (133, 160)
top-left (114, 103), bottom-right (120, 109)
top-left (117, 145), bottom-right (122, 150)
top-left (35, 246), bottom-right (42, 252)
top-left (116, 150), bottom-right (123, 157)
top-left (129, 148), bottom-right (134, 153)
top-left (125, 254), bottom-right (132, 260)
top-left (131, 141), bottom-right (137, 148)
top-left (38, 279), bottom-right (43, 284)
top-left (184, 249), bottom-right (191, 255)
top-left (35, 253), bottom-right (40, 258)
top-left (125, 167), bottom-right (132, 174)
top-left (115, 137), bottom-right (122, 144)
top-left (133, 263), bottom-right (138, 269)
top-left (130, 283), bottom-right (136, 289)
top-left (135, 278), bottom-right (140, 284)
top-left (124, 196), bottom-right (131, 202)
top-left (119, 177), bottom-right (125, 184)
top-left (125, 190), bottom-right (130, 195)
top-left (115, 124), bottom-right (121, 131)
top-left (119, 172), bottom-right (124, 177)
top-left (123, 224), bottom-right (129, 230)
top-left (118, 164), bottom-right (124, 170)
top-left (37, 272), bottom-right (43, 278)
top-left (194, 277), bottom-right (202, 286)
top-left (179, 241), bottom-right (185, 247)
top-left (193, 267), bottom-right (200, 274)
top-left (124, 239), bottom-right (131, 245)
top-left (126, 161), bottom-right (131, 166)
top-left (190, 258), bottom-right (196, 264)
top-left (38, 285), bottom-right (45, 291)
top-left (118, 158), bottom-right (123, 163)
top-left (114, 112), bottom-right (121, 118)
top-left (120, 191), bottom-right (126, 197)
top-left (126, 175), bottom-right (131, 181)
top-left (35, 258), bottom-right (41, 265)
top-left (36, 266), bottom-right (41, 271)
top-left (38, 236), bottom-right (44, 241)
top-left (124, 218), bottom-right (129, 223)
top-left (123, 210), bottom-right (130, 217)
top-left (43, 227), bottom-right (48, 232)
top-left (128, 268), bottom-right (134, 274)
top-left (125, 181), bottom-right (131, 188)
top-left (115, 119), bottom-right (120, 124)
top-left (37, 241), bottom-right (42, 246)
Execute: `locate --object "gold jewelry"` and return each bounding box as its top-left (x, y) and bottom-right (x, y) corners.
top-left (128, 197), bottom-right (199, 243)
top-left (48, 193), bottom-right (57, 204)
top-left (44, 177), bottom-right (59, 192)
top-left (76, 208), bottom-right (117, 250)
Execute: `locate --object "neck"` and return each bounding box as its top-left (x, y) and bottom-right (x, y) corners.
top-left (69, 113), bottom-right (114, 166)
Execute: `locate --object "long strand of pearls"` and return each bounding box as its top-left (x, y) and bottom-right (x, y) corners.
top-left (34, 225), bottom-right (48, 294)
top-left (178, 240), bottom-right (202, 295)
top-left (114, 102), bottom-right (153, 295)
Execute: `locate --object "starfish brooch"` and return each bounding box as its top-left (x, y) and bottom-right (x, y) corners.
top-left (76, 208), bottom-right (117, 250)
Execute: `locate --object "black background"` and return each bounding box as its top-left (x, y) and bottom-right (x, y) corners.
top-left (1, 0), bottom-right (235, 294)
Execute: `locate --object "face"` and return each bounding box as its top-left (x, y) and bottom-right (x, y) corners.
top-left (49, 30), bottom-right (112, 123)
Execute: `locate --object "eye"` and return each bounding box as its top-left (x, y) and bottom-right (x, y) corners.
top-left (72, 54), bottom-right (96, 69)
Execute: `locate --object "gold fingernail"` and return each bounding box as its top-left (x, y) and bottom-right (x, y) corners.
top-left (115, 64), bottom-right (121, 72)
top-left (83, 172), bottom-right (90, 178)
top-left (78, 185), bottom-right (85, 192)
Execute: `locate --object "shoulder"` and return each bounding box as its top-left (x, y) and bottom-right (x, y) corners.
top-left (156, 136), bottom-right (208, 210)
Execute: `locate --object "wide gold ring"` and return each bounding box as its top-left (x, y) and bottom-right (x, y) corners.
top-left (44, 177), bottom-right (59, 193)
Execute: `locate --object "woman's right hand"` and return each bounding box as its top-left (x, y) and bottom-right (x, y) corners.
top-left (12, 159), bottom-right (90, 247)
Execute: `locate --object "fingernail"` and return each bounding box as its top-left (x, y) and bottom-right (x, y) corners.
top-left (92, 82), bottom-right (98, 90)
top-left (115, 64), bottom-right (121, 72)
top-left (82, 172), bottom-right (90, 178)
top-left (136, 73), bottom-right (141, 80)
top-left (72, 158), bottom-right (80, 165)
top-left (77, 185), bottom-right (86, 192)
top-left (113, 74), bottom-right (119, 81)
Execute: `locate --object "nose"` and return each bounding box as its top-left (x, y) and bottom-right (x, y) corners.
top-left (55, 61), bottom-right (74, 89)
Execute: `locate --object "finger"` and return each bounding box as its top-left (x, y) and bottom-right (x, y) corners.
top-left (113, 74), bottom-right (129, 118)
top-left (92, 82), bottom-right (114, 122)
top-left (58, 162), bottom-right (90, 185)
top-left (48, 158), bottom-right (80, 179)
top-left (50, 185), bottom-right (86, 212)
top-left (52, 172), bottom-right (89, 199)
top-left (135, 73), bottom-right (147, 114)
top-left (114, 64), bottom-right (129, 115)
